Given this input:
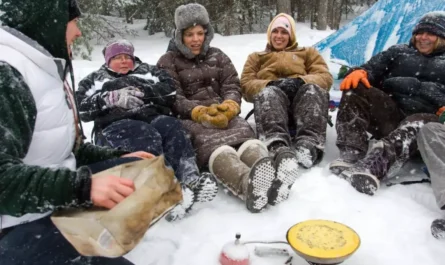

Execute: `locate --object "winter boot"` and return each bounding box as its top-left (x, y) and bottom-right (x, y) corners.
top-left (269, 147), bottom-right (299, 205)
top-left (165, 185), bottom-right (195, 222)
top-left (210, 145), bottom-right (276, 213)
top-left (294, 140), bottom-right (322, 169)
top-left (329, 146), bottom-right (365, 175)
top-left (431, 219), bottom-right (445, 240)
top-left (340, 141), bottom-right (393, 196)
top-left (267, 140), bottom-right (288, 158)
top-left (238, 139), bottom-right (298, 205)
top-left (186, 172), bottom-right (219, 203)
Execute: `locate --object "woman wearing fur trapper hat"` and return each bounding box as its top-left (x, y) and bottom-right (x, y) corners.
top-left (158, 4), bottom-right (299, 213)
top-left (327, 11), bottom-right (445, 197)
top-left (241, 13), bottom-right (333, 170)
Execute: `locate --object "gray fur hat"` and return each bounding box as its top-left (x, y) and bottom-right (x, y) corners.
top-left (174, 3), bottom-right (214, 59)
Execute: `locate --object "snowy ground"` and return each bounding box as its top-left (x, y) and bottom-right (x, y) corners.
top-left (72, 22), bottom-right (445, 265)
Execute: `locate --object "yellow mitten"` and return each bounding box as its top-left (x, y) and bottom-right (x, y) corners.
top-left (191, 106), bottom-right (208, 122)
top-left (216, 100), bottom-right (240, 121)
top-left (201, 104), bottom-right (229, 129)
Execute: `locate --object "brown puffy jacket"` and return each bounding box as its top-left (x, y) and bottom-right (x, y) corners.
top-left (157, 47), bottom-right (255, 167)
top-left (157, 47), bottom-right (242, 118)
top-left (240, 47), bottom-right (333, 102)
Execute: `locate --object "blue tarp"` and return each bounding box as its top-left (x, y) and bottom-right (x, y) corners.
top-left (315, 0), bottom-right (445, 68)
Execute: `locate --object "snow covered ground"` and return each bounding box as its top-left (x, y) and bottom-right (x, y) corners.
top-left (72, 22), bottom-right (445, 265)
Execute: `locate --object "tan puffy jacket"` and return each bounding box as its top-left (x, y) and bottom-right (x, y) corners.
top-left (240, 13), bottom-right (333, 102)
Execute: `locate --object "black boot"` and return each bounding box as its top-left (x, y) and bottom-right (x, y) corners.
top-left (294, 140), bottom-right (322, 169)
top-left (431, 219), bottom-right (445, 240)
top-left (340, 141), bottom-right (394, 196)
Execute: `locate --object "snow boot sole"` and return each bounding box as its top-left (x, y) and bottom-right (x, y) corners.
top-left (165, 185), bottom-right (195, 222)
top-left (189, 172), bottom-right (219, 203)
top-left (431, 219), bottom-right (445, 240)
top-left (329, 159), bottom-right (354, 175)
top-left (246, 157), bottom-right (276, 213)
top-left (343, 171), bottom-right (380, 196)
top-left (268, 150), bottom-right (299, 205)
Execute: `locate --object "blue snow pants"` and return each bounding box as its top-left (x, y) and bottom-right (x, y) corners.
top-left (95, 116), bottom-right (198, 183)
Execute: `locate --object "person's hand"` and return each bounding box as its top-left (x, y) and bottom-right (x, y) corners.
top-left (191, 105), bottom-right (209, 122)
top-left (200, 104), bottom-right (229, 128)
top-left (102, 87), bottom-right (144, 109)
top-left (216, 100), bottom-right (240, 121)
top-left (91, 175), bottom-right (135, 209)
top-left (437, 106), bottom-right (445, 124)
top-left (267, 78), bottom-right (305, 99)
top-left (121, 151), bottom-right (155, 159)
top-left (340, 70), bottom-right (371, 90)
top-left (191, 105), bottom-right (228, 128)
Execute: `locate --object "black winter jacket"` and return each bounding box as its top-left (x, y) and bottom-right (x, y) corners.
top-left (76, 57), bottom-right (176, 129)
top-left (356, 44), bottom-right (445, 115)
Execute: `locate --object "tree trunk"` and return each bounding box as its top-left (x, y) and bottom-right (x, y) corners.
top-left (316, 0), bottom-right (328, 30)
top-left (296, 0), bottom-right (309, 22)
top-left (310, 0), bottom-right (318, 29)
top-left (277, 0), bottom-right (292, 15)
top-left (332, 0), bottom-right (344, 30)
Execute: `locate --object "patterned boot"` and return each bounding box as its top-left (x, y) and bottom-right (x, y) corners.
top-left (210, 145), bottom-right (276, 213)
top-left (239, 140), bottom-right (299, 206)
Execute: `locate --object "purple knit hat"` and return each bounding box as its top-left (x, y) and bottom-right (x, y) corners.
top-left (104, 40), bottom-right (135, 66)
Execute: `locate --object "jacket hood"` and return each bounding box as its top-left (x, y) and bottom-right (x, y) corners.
top-left (0, 0), bottom-right (72, 60)
top-left (266, 13), bottom-right (298, 51)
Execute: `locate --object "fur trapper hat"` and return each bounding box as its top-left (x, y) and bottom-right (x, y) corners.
top-left (174, 3), bottom-right (214, 59)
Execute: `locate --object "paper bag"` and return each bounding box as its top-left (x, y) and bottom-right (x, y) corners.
top-left (51, 156), bottom-right (182, 257)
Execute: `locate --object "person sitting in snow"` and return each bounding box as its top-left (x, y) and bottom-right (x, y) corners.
top-left (240, 13), bottom-right (333, 170)
top-left (329, 11), bottom-right (445, 196)
top-left (157, 3), bottom-right (299, 213)
top-left (0, 1), bottom-right (152, 264)
top-left (75, 40), bottom-right (219, 221)
top-left (417, 118), bottom-right (445, 240)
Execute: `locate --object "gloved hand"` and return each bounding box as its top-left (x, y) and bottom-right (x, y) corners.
top-left (340, 69), bottom-right (371, 90)
top-left (216, 100), bottom-right (240, 121)
top-left (191, 105), bottom-right (229, 129)
top-left (268, 78), bottom-right (305, 99)
top-left (437, 106), bottom-right (445, 124)
top-left (102, 87), bottom-right (144, 109)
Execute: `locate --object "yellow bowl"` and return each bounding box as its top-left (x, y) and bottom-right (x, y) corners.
top-left (286, 220), bottom-right (360, 265)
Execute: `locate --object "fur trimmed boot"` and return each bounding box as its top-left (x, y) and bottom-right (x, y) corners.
top-left (209, 145), bottom-right (275, 213)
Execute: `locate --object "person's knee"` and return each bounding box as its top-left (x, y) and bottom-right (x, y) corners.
top-left (419, 122), bottom-right (445, 139)
top-left (259, 85), bottom-right (285, 99)
top-left (342, 83), bottom-right (370, 97)
top-left (152, 115), bottom-right (183, 129)
top-left (297, 83), bottom-right (329, 99)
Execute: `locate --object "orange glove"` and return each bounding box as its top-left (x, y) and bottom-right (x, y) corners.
top-left (436, 106), bottom-right (445, 116)
top-left (216, 100), bottom-right (240, 121)
top-left (191, 105), bottom-right (228, 129)
top-left (340, 69), bottom-right (371, 91)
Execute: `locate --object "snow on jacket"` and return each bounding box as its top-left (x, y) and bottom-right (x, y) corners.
top-left (157, 47), bottom-right (243, 119)
top-left (0, 25), bottom-right (124, 227)
top-left (354, 43), bottom-right (445, 115)
top-left (157, 47), bottom-right (255, 167)
top-left (240, 13), bottom-right (333, 103)
top-left (76, 58), bottom-right (176, 129)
